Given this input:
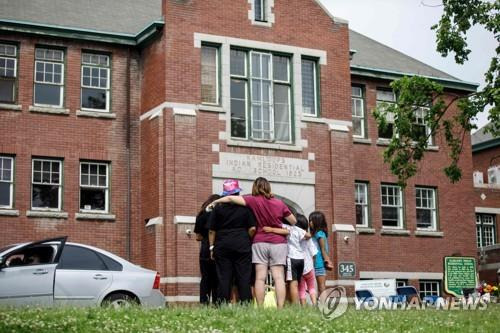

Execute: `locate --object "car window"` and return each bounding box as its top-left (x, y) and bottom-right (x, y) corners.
top-left (58, 245), bottom-right (107, 270)
top-left (4, 244), bottom-right (55, 267)
top-left (97, 252), bottom-right (123, 271)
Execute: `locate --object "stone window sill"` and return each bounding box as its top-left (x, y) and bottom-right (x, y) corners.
top-left (301, 116), bottom-right (324, 124)
top-left (353, 137), bottom-right (372, 145)
top-left (29, 106), bottom-right (69, 115)
top-left (415, 230), bottom-right (443, 237)
top-left (75, 213), bottom-right (116, 221)
top-left (76, 110), bottom-right (116, 119)
top-left (0, 209), bottom-right (20, 217)
top-left (376, 138), bottom-right (391, 146)
top-left (0, 103), bottom-right (22, 111)
top-left (197, 104), bottom-right (224, 113)
top-left (357, 227), bottom-right (375, 234)
top-left (26, 210), bottom-right (68, 219)
top-left (380, 228), bottom-right (410, 236)
top-left (226, 139), bottom-right (303, 152)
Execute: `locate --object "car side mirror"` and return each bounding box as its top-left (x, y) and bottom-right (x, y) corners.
top-left (0, 257), bottom-right (4, 269)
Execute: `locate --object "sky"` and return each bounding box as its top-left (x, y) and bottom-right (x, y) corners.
top-left (319, 0), bottom-right (497, 131)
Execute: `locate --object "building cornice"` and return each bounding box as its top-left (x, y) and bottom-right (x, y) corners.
top-left (472, 137), bottom-right (500, 153)
top-left (0, 19), bottom-right (164, 47)
top-left (350, 65), bottom-right (478, 93)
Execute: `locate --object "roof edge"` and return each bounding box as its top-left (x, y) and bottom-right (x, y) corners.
top-left (350, 65), bottom-right (479, 92)
top-left (472, 137), bottom-right (500, 153)
top-left (0, 19), bottom-right (164, 46)
top-left (313, 0), bottom-right (348, 24)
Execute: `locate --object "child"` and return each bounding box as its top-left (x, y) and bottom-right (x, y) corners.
top-left (309, 211), bottom-right (332, 298)
top-left (296, 214), bottom-right (318, 305)
top-left (262, 218), bottom-right (309, 305)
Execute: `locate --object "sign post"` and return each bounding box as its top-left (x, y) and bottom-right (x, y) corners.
top-left (443, 256), bottom-right (477, 297)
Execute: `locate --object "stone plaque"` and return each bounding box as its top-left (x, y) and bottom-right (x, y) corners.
top-left (213, 152), bottom-right (315, 185)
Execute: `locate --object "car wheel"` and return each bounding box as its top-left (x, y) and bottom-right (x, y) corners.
top-left (103, 293), bottom-right (139, 308)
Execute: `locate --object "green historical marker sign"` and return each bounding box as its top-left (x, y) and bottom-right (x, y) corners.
top-left (444, 256), bottom-right (477, 297)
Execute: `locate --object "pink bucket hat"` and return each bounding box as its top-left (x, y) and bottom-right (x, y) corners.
top-left (221, 179), bottom-right (243, 196)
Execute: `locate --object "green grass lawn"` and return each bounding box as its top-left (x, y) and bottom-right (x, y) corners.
top-left (0, 304), bottom-right (499, 333)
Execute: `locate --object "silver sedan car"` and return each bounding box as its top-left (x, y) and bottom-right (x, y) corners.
top-left (0, 237), bottom-right (165, 308)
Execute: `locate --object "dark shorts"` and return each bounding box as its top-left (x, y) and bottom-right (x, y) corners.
top-left (286, 258), bottom-right (304, 282)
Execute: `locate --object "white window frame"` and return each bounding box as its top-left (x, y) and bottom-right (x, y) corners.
top-left (201, 45), bottom-right (220, 106)
top-left (355, 182), bottom-right (369, 227)
top-left (301, 58), bottom-right (318, 117)
top-left (81, 53), bottom-right (110, 113)
top-left (415, 187), bottom-right (437, 231)
top-left (34, 48), bottom-right (65, 108)
top-left (419, 280), bottom-right (440, 298)
top-left (230, 49), bottom-right (249, 140)
top-left (352, 86), bottom-right (365, 138)
top-left (0, 156), bottom-right (14, 209)
top-left (476, 214), bottom-right (496, 248)
top-left (230, 49), bottom-right (292, 144)
top-left (31, 158), bottom-right (62, 211)
top-left (376, 89), bottom-right (396, 139)
top-left (381, 184), bottom-right (404, 229)
top-left (413, 106), bottom-right (433, 145)
top-left (250, 51), bottom-right (274, 141)
top-left (0, 43), bottom-right (17, 103)
top-left (79, 161), bottom-right (109, 213)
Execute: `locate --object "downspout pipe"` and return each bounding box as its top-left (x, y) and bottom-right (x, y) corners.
top-left (126, 48), bottom-right (132, 260)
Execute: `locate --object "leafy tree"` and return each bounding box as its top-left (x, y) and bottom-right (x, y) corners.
top-left (373, 0), bottom-right (499, 187)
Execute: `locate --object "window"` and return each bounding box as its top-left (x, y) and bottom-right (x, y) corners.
top-left (419, 280), bottom-right (440, 298)
top-left (476, 214), bottom-right (496, 248)
top-left (34, 48), bottom-right (64, 107)
top-left (254, 0), bottom-right (266, 22)
top-left (381, 184), bottom-right (403, 228)
top-left (0, 43), bottom-right (17, 103)
top-left (376, 90), bottom-right (396, 139)
top-left (413, 107), bottom-right (433, 144)
top-left (302, 58), bottom-right (318, 117)
top-left (355, 182), bottom-right (369, 227)
top-left (80, 162), bottom-right (109, 213)
top-left (58, 245), bottom-right (107, 270)
top-left (0, 156), bottom-right (14, 208)
top-left (396, 280), bottom-right (408, 287)
top-left (351, 86), bottom-right (365, 137)
top-left (31, 158), bottom-right (62, 210)
top-left (81, 53), bottom-right (110, 111)
top-left (416, 187), bottom-right (437, 230)
top-left (230, 49), bottom-right (292, 143)
top-left (201, 45), bottom-right (219, 105)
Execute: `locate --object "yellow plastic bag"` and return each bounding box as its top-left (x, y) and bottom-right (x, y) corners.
top-left (263, 286), bottom-right (277, 308)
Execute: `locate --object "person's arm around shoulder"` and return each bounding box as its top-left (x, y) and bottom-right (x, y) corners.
top-left (262, 225), bottom-right (290, 235)
top-left (208, 195), bottom-right (246, 210)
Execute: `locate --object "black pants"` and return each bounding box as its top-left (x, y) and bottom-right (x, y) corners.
top-left (214, 248), bottom-right (252, 304)
top-left (199, 258), bottom-right (218, 304)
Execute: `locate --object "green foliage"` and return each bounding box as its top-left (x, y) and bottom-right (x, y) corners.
top-left (375, 0), bottom-right (499, 186)
top-left (0, 305), bottom-right (499, 333)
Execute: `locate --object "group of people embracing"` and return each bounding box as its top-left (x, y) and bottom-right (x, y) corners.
top-left (194, 177), bottom-right (332, 308)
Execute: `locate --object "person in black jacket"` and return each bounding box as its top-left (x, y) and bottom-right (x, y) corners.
top-left (194, 194), bottom-right (220, 305)
top-left (208, 179), bottom-right (256, 304)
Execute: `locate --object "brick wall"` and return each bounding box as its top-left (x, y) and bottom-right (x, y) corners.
top-left (0, 32), bottom-right (141, 260)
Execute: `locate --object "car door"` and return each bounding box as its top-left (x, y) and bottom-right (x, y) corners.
top-left (0, 237), bottom-right (67, 307)
top-left (54, 245), bottom-right (112, 307)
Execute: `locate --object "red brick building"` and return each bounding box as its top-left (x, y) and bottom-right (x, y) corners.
top-left (472, 125), bottom-right (500, 284)
top-left (0, 0), bottom-right (480, 301)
